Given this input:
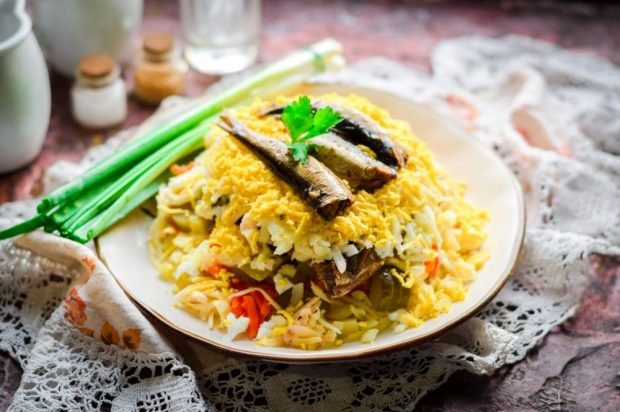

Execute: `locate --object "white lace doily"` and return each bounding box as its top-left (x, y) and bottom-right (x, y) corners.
top-left (1, 36), bottom-right (619, 411)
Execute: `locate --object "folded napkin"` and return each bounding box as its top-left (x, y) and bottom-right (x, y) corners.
top-left (1, 36), bottom-right (619, 411)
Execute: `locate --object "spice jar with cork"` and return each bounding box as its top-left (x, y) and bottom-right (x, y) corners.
top-left (71, 54), bottom-right (128, 129)
top-left (133, 32), bottom-right (186, 105)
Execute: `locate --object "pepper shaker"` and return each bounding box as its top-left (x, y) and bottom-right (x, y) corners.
top-left (133, 32), bottom-right (186, 105)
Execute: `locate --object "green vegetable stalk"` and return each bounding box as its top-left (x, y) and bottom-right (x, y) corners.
top-left (72, 122), bottom-right (209, 242)
top-left (60, 120), bottom-right (214, 237)
top-left (0, 38), bottom-right (346, 243)
top-left (37, 39), bottom-right (344, 213)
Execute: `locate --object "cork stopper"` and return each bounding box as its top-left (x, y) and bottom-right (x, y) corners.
top-left (79, 54), bottom-right (116, 79)
top-left (143, 32), bottom-right (174, 55)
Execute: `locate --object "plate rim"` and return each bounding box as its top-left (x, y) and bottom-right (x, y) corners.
top-left (95, 83), bottom-right (526, 363)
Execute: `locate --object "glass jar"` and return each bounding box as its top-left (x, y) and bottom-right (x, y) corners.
top-left (71, 53), bottom-right (127, 129)
top-left (133, 32), bottom-right (186, 105)
top-left (180, 0), bottom-right (261, 75)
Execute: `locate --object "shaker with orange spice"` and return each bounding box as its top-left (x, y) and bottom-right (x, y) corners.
top-left (133, 32), bottom-right (186, 105)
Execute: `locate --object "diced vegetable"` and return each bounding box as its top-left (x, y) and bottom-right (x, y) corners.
top-left (228, 279), bottom-right (279, 339)
top-left (425, 256), bottom-right (440, 277)
top-left (205, 264), bottom-right (226, 277)
top-left (238, 264), bottom-right (272, 282)
top-left (361, 328), bottom-right (379, 343)
top-left (170, 161), bottom-right (194, 176)
top-left (242, 295), bottom-right (260, 338)
top-left (369, 267), bottom-right (410, 311)
top-left (290, 283), bottom-right (304, 307)
top-left (340, 318), bottom-right (359, 334)
top-left (273, 274), bottom-right (294, 295)
top-left (310, 281), bottom-right (332, 303)
top-left (326, 303), bottom-right (353, 320)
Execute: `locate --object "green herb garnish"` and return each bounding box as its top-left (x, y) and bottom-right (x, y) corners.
top-left (282, 96), bottom-right (343, 163)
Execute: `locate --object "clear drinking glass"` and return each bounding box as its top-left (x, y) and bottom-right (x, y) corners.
top-left (180, 0), bottom-right (261, 75)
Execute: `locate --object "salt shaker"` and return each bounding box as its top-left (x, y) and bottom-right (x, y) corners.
top-left (133, 32), bottom-right (186, 105)
top-left (71, 54), bottom-right (127, 129)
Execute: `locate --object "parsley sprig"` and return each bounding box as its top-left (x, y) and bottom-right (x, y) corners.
top-left (281, 96), bottom-right (343, 163)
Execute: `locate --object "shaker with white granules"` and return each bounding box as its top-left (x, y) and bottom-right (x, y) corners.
top-left (71, 54), bottom-right (128, 129)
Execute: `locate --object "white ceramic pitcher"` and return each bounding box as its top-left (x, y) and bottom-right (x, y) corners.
top-left (31, 0), bottom-right (143, 77)
top-left (0, 0), bottom-right (50, 173)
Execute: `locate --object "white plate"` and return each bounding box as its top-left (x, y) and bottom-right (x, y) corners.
top-left (96, 83), bottom-right (525, 363)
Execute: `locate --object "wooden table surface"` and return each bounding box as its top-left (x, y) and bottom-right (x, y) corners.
top-left (1, 1), bottom-right (619, 410)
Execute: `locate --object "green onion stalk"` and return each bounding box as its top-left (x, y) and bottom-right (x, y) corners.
top-left (37, 39), bottom-right (344, 214)
top-left (60, 119), bottom-right (214, 237)
top-left (70, 121), bottom-right (211, 243)
top-left (0, 39), bottom-right (346, 243)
